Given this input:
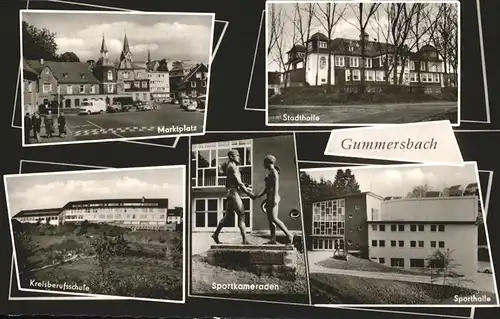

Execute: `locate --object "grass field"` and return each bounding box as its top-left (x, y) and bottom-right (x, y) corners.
top-left (310, 273), bottom-right (497, 305)
top-left (316, 254), bottom-right (429, 276)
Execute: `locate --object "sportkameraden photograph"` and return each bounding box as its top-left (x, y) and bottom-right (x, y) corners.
top-left (189, 134), bottom-right (310, 304)
top-left (299, 162), bottom-right (498, 306)
top-left (266, 1), bottom-right (459, 126)
top-left (21, 10), bottom-right (214, 146)
top-left (4, 166), bottom-right (186, 303)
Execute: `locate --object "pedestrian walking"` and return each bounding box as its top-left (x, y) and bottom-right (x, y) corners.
top-left (32, 112), bottom-right (42, 143)
top-left (45, 110), bottom-right (54, 138)
top-left (334, 241), bottom-right (340, 257)
top-left (58, 112), bottom-right (67, 137)
top-left (24, 112), bottom-right (32, 144)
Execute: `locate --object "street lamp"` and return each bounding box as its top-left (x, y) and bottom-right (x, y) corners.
top-left (57, 85), bottom-right (61, 115)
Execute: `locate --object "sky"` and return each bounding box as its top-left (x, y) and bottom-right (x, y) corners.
top-left (22, 11), bottom-right (214, 63)
top-left (302, 163), bottom-right (478, 198)
top-left (5, 166), bottom-right (185, 217)
top-left (267, 2), bottom-right (453, 71)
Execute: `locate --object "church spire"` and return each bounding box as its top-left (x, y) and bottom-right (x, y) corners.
top-left (147, 48), bottom-right (151, 63)
top-left (100, 34), bottom-right (108, 54)
top-left (120, 31), bottom-right (133, 62)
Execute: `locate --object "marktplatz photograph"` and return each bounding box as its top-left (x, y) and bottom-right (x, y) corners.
top-left (21, 10), bottom-right (214, 146)
top-left (300, 163), bottom-right (497, 306)
top-left (189, 134), bottom-right (310, 304)
top-left (4, 166), bottom-right (186, 303)
top-left (266, 1), bottom-right (459, 126)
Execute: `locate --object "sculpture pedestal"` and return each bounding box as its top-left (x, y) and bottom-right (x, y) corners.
top-left (206, 244), bottom-right (298, 280)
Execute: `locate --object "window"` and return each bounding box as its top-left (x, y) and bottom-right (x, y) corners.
top-left (349, 57), bottom-right (360, 67)
top-left (202, 80), bottom-right (207, 87)
top-left (42, 83), bottom-right (52, 93)
top-left (375, 70), bottom-right (385, 81)
top-left (391, 225), bottom-right (397, 231)
top-left (345, 69), bottom-right (351, 81)
top-left (312, 199), bottom-right (345, 236)
top-left (438, 225), bottom-right (445, 232)
top-left (90, 86), bottom-right (95, 94)
top-left (134, 81), bottom-right (140, 88)
top-left (418, 241), bottom-right (424, 248)
top-left (431, 241), bottom-right (436, 248)
top-left (410, 259), bottom-right (425, 268)
top-left (431, 224), bottom-right (437, 232)
top-left (410, 240), bottom-right (416, 247)
top-left (391, 240), bottom-right (396, 247)
top-left (319, 41), bottom-right (327, 49)
top-left (365, 70), bottom-right (375, 81)
top-left (79, 85), bottom-right (85, 93)
top-left (371, 240), bottom-right (377, 247)
top-left (372, 225), bottom-right (377, 231)
top-left (107, 84), bottom-right (113, 93)
top-left (191, 81), bottom-right (197, 87)
top-left (137, 72), bottom-right (142, 79)
top-left (410, 61), bottom-right (416, 70)
top-left (379, 240), bottom-right (385, 247)
top-left (439, 241), bottom-right (445, 248)
top-left (319, 56), bottom-right (327, 69)
top-left (364, 58), bottom-right (372, 68)
top-left (141, 81), bottom-right (148, 89)
top-left (410, 225), bottom-right (417, 232)
top-left (410, 72), bottom-right (417, 82)
top-left (67, 85), bottom-right (73, 94)
top-left (307, 42), bottom-right (313, 50)
top-left (379, 258), bottom-right (385, 264)
top-left (434, 74), bottom-right (440, 83)
top-left (334, 56), bottom-right (345, 67)
top-left (420, 61), bottom-right (426, 71)
top-left (379, 225), bottom-right (385, 232)
top-left (45, 68), bottom-right (50, 74)
top-left (352, 70), bottom-right (361, 81)
top-left (391, 258), bottom-right (404, 267)
top-left (398, 224), bottom-right (405, 231)
top-left (418, 224), bottom-right (424, 232)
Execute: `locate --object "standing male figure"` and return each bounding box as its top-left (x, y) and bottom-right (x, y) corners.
top-left (44, 110), bottom-right (54, 138)
top-left (24, 112), bottom-right (32, 144)
top-left (212, 149), bottom-right (255, 245)
top-left (58, 112), bottom-right (66, 137)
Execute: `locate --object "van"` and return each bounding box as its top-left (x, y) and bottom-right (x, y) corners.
top-left (79, 99), bottom-right (106, 115)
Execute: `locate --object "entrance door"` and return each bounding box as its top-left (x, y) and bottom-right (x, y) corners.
top-left (65, 99), bottom-right (71, 108)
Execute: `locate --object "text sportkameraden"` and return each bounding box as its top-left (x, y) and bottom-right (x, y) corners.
top-left (212, 282), bottom-right (280, 291)
top-left (157, 125), bottom-right (198, 134)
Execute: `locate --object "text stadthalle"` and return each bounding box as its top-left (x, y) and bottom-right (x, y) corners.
top-left (282, 114), bottom-right (320, 122)
top-left (341, 138), bottom-right (438, 150)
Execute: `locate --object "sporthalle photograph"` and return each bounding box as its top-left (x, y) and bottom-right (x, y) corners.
top-left (189, 134), bottom-right (310, 304)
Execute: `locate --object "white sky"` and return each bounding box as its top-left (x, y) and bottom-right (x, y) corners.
top-left (302, 163), bottom-right (477, 198)
top-left (5, 167), bottom-right (185, 217)
top-left (267, 2), bottom-right (454, 71)
top-left (22, 11), bottom-right (213, 63)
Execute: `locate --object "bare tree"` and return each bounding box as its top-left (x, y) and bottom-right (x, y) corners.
top-left (370, 5), bottom-right (393, 84)
top-left (348, 3), bottom-right (380, 92)
top-left (314, 3), bottom-right (347, 88)
top-left (292, 3), bottom-right (315, 83)
top-left (268, 4), bottom-right (283, 55)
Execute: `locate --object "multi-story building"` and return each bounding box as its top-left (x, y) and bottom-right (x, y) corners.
top-left (169, 60), bottom-right (199, 96)
top-left (191, 136), bottom-right (302, 234)
top-left (13, 207), bottom-right (64, 226)
top-left (167, 207), bottom-right (183, 224)
top-left (368, 196), bottom-right (478, 276)
top-left (93, 35), bottom-right (118, 104)
top-left (22, 58), bottom-right (38, 115)
top-left (177, 64), bottom-right (208, 99)
top-left (303, 192), bottom-right (383, 253)
top-left (12, 198), bottom-right (180, 231)
top-left (284, 32), bottom-right (455, 93)
top-left (115, 34), bottom-right (151, 101)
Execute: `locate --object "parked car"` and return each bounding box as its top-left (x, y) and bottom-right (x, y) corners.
top-left (172, 99), bottom-right (180, 105)
top-left (79, 99), bottom-right (106, 115)
top-left (137, 102), bottom-right (153, 111)
top-left (185, 99), bottom-right (198, 112)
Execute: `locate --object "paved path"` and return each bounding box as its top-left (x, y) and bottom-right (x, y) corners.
top-left (268, 101), bottom-right (457, 124)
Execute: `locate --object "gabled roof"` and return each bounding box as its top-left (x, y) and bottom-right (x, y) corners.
top-left (182, 63), bottom-right (208, 83)
top-left (13, 207), bottom-right (63, 218)
top-left (23, 58), bottom-right (38, 75)
top-left (26, 60), bottom-right (100, 84)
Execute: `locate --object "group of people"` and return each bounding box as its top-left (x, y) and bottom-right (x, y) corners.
top-left (24, 111), bottom-right (66, 144)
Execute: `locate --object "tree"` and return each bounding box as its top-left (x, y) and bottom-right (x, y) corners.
top-left (268, 4), bottom-right (283, 55)
top-left (22, 21), bottom-right (58, 60)
top-left (314, 3), bottom-right (346, 88)
top-left (300, 169), bottom-right (361, 203)
top-left (348, 3), bottom-right (380, 91)
top-left (292, 3), bottom-right (315, 80)
top-left (90, 233), bottom-right (129, 288)
top-left (425, 248), bottom-right (469, 286)
top-left (12, 220), bottom-right (35, 274)
top-left (407, 184), bottom-right (428, 198)
top-left (157, 58), bottom-right (169, 72)
top-left (344, 169), bottom-right (361, 193)
top-left (58, 52), bottom-right (80, 62)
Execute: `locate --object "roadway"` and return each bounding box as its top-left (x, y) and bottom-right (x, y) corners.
top-left (268, 101), bottom-right (458, 125)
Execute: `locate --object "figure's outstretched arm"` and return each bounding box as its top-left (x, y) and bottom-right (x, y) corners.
top-left (229, 165), bottom-right (255, 198)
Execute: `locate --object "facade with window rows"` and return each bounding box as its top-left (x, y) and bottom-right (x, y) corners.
top-left (177, 63), bottom-right (209, 99)
top-left (284, 32), bottom-right (455, 93)
top-left (191, 136), bottom-right (302, 234)
top-left (12, 198), bottom-right (181, 231)
top-left (305, 192), bottom-right (479, 276)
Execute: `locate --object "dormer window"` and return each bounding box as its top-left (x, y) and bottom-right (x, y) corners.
top-left (349, 46), bottom-right (354, 52)
top-left (80, 73), bottom-right (86, 79)
top-left (319, 41), bottom-right (327, 49)
top-left (307, 42), bottom-right (313, 50)
top-left (63, 73), bottom-right (69, 78)
top-left (44, 68), bottom-right (49, 75)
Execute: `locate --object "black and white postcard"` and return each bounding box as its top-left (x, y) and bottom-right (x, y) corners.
top-left (4, 166), bottom-right (186, 303)
top-left (300, 162), bottom-right (498, 307)
top-left (266, 1), bottom-right (460, 126)
top-left (21, 10), bottom-right (214, 146)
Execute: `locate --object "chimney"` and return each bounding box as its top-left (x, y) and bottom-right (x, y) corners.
top-left (40, 58), bottom-right (44, 65)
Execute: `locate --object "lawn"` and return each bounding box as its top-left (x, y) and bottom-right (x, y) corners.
top-left (190, 233), bottom-right (309, 304)
top-left (310, 273), bottom-right (497, 305)
top-left (316, 254), bottom-right (429, 276)
top-left (421, 108), bottom-right (458, 122)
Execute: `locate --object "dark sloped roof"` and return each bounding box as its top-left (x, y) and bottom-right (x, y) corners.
top-left (63, 198), bottom-right (169, 209)
top-left (182, 63), bottom-right (208, 83)
top-left (287, 44), bottom-right (306, 54)
top-left (23, 58), bottom-right (38, 75)
top-left (310, 32), bottom-right (329, 41)
top-left (13, 207), bottom-right (63, 218)
top-left (27, 60), bottom-right (100, 84)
